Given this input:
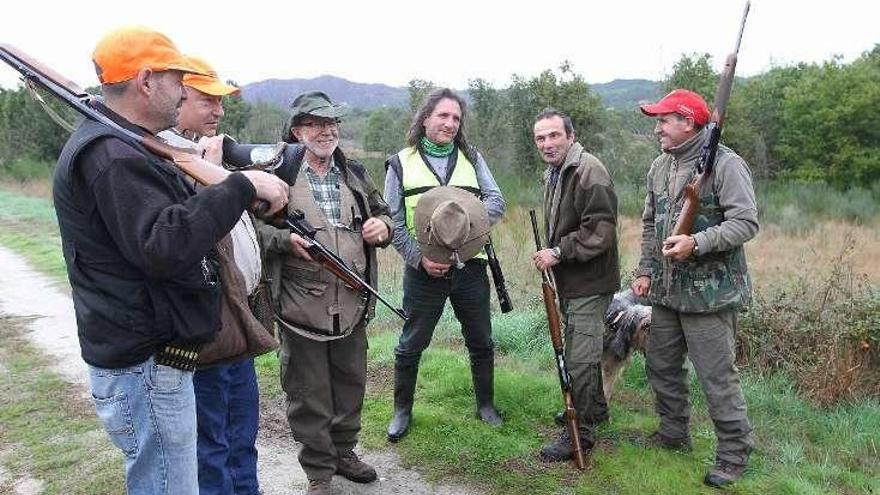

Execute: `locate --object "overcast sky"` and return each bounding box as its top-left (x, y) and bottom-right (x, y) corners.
top-left (1, 0), bottom-right (877, 92)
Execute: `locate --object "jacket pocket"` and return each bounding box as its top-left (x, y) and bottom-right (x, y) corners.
top-left (278, 261), bottom-right (332, 333)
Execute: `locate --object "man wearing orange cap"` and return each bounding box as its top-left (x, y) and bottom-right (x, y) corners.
top-left (632, 89), bottom-right (758, 488)
top-left (52, 27), bottom-right (288, 495)
top-left (158, 56), bottom-right (276, 495)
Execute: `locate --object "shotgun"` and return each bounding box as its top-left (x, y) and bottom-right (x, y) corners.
top-left (285, 209), bottom-right (407, 321)
top-left (530, 209), bottom-right (586, 471)
top-left (484, 235), bottom-right (513, 313)
top-left (0, 43), bottom-right (258, 193)
top-left (671, 1), bottom-right (750, 237)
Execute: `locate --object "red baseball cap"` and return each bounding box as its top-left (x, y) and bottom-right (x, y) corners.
top-left (640, 89), bottom-right (710, 125)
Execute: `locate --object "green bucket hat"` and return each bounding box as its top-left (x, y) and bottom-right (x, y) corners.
top-left (284, 91), bottom-right (348, 143)
top-left (290, 90), bottom-right (347, 121)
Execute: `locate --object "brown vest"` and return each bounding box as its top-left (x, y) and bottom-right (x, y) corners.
top-left (199, 230), bottom-right (278, 366)
top-left (275, 165), bottom-right (369, 341)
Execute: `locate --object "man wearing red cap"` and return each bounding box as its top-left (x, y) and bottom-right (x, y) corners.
top-left (633, 89), bottom-right (758, 488)
top-left (52, 27), bottom-right (288, 494)
top-left (158, 56), bottom-right (276, 495)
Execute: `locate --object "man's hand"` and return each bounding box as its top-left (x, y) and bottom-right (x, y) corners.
top-left (421, 256), bottom-right (452, 278)
top-left (289, 232), bottom-right (314, 261)
top-left (241, 171), bottom-right (289, 216)
top-left (196, 135), bottom-right (224, 165)
top-left (631, 275), bottom-right (651, 297)
top-left (531, 248), bottom-right (560, 271)
top-left (362, 217), bottom-right (389, 246)
top-left (661, 234), bottom-right (696, 262)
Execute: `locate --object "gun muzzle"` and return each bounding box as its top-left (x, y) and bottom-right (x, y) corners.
top-left (222, 136), bottom-right (288, 171)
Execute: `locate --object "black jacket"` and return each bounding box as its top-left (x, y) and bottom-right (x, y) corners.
top-left (53, 106), bottom-right (255, 368)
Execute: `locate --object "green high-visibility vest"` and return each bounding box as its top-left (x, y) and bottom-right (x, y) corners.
top-left (397, 146), bottom-right (486, 260)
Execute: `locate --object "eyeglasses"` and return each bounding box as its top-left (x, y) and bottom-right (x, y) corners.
top-left (299, 119), bottom-right (340, 130)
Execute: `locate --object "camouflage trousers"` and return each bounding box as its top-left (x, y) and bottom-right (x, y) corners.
top-left (561, 293), bottom-right (612, 438)
top-left (646, 305), bottom-right (753, 465)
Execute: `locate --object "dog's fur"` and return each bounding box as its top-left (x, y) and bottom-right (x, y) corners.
top-left (601, 289), bottom-right (651, 402)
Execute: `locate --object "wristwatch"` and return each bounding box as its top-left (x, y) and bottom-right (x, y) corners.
top-left (690, 236), bottom-right (700, 256)
top-left (551, 246), bottom-right (562, 259)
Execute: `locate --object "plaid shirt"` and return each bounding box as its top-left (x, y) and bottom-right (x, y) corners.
top-left (305, 160), bottom-right (342, 226)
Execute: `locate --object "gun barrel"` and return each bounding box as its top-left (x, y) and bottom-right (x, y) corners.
top-left (284, 212), bottom-right (407, 321)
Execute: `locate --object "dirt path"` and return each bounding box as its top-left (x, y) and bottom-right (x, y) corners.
top-left (0, 245), bottom-right (481, 495)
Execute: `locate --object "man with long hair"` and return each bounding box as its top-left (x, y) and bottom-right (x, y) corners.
top-left (384, 88), bottom-right (506, 442)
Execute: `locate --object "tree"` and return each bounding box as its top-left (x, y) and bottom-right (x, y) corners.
top-left (508, 62), bottom-right (606, 174)
top-left (467, 78), bottom-right (511, 168)
top-left (664, 53), bottom-right (717, 103)
top-left (217, 81), bottom-right (252, 140)
top-left (723, 64), bottom-right (809, 179)
top-left (363, 107), bottom-right (406, 156)
top-left (406, 79), bottom-right (436, 120)
top-left (776, 47), bottom-right (880, 186)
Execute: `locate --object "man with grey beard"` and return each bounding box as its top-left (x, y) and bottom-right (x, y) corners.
top-left (255, 91), bottom-right (393, 495)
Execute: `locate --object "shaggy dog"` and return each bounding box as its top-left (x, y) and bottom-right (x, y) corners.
top-left (601, 289), bottom-right (651, 401)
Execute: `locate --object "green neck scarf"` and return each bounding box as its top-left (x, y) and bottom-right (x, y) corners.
top-left (421, 136), bottom-right (455, 157)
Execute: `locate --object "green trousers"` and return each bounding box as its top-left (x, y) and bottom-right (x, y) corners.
top-left (278, 325), bottom-right (367, 481)
top-left (561, 293), bottom-right (612, 439)
top-left (646, 305), bottom-right (753, 465)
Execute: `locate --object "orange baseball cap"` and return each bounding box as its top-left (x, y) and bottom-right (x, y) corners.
top-left (92, 26), bottom-right (206, 84)
top-left (182, 56), bottom-right (240, 96)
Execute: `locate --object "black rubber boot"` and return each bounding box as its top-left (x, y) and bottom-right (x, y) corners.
top-left (387, 363), bottom-right (418, 442)
top-left (471, 358), bottom-right (503, 426)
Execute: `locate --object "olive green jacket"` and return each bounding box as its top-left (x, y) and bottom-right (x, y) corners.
top-left (636, 129), bottom-right (759, 313)
top-left (543, 142), bottom-right (620, 299)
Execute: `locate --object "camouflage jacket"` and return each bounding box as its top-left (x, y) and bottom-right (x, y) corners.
top-left (636, 129), bottom-right (758, 313)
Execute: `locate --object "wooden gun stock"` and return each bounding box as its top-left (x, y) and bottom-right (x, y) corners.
top-left (0, 43), bottom-right (272, 216)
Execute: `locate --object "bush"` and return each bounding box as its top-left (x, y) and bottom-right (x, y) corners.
top-left (738, 235), bottom-right (880, 404)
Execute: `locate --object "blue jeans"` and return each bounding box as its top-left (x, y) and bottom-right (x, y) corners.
top-left (88, 357), bottom-right (198, 495)
top-left (194, 359), bottom-right (261, 495)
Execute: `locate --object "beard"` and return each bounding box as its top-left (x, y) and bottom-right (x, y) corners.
top-left (301, 134), bottom-right (338, 162)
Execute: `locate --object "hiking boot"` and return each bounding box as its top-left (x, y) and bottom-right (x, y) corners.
top-left (704, 459), bottom-right (747, 488)
top-left (539, 429), bottom-right (592, 463)
top-left (645, 430), bottom-right (692, 452)
top-left (306, 479), bottom-right (333, 495)
top-left (336, 451), bottom-right (377, 484)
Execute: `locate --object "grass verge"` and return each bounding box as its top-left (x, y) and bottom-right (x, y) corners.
top-left (0, 314), bottom-right (123, 494)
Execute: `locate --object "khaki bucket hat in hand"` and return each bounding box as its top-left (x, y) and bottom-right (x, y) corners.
top-left (414, 186), bottom-right (490, 267)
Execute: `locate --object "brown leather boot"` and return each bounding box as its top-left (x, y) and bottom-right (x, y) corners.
top-left (704, 459), bottom-right (747, 488)
top-left (305, 479), bottom-right (333, 495)
top-left (336, 451), bottom-right (377, 483)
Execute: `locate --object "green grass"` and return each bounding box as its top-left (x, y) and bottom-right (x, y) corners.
top-left (0, 315), bottom-right (123, 494)
top-left (0, 189), bottom-right (66, 280)
top-left (1, 184), bottom-right (878, 494)
top-left (356, 335), bottom-right (880, 495)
